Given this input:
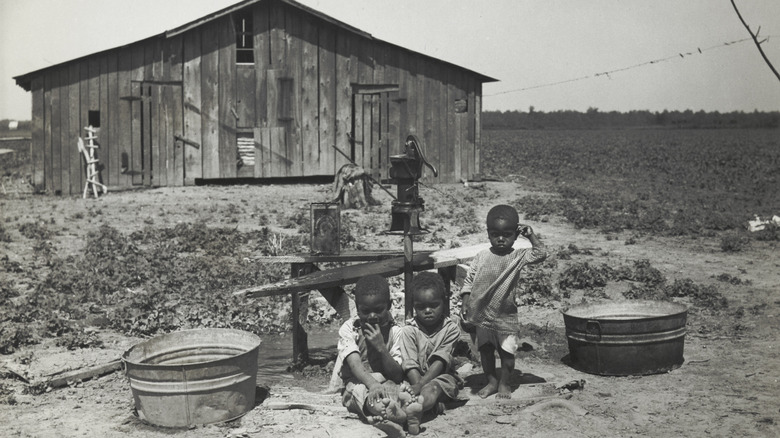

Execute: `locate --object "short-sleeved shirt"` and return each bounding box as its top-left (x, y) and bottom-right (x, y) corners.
top-left (337, 316), bottom-right (403, 382)
top-left (400, 317), bottom-right (460, 375)
top-left (400, 317), bottom-right (462, 399)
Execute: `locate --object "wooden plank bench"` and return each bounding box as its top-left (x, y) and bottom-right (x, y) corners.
top-left (235, 242), bottom-right (528, 363)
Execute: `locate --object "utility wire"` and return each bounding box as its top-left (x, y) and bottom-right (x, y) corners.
top-left (484, 36), bottom-right (777, 97)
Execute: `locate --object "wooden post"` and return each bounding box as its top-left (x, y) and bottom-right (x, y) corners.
top-left (290, 263), bottom-right (311, 365)
top-left (403, 219), bottom-right (414, 321)
top-left (438, 266), bottom-right (457, 316)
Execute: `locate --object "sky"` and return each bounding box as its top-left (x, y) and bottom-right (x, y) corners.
top-left (1, 0), bottom-right (779, 121)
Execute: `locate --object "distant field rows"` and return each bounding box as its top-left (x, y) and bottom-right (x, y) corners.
top-left (481, 128), bottom-right (780, 234)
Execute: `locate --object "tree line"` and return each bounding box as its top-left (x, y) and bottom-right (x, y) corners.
top-left (483, 108), bottom-right (779, 130)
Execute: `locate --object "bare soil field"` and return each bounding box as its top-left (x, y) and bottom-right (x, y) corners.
top-left (1, 128), bottom-right (779, 437)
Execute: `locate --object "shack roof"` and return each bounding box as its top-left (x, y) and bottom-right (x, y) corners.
top-left (14, 0), bottom-right (497, 91)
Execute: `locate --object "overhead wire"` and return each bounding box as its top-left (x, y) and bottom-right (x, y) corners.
top-left (484, 36), bottom-right (778, 97)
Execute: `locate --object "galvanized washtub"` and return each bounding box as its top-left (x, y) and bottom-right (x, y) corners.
top-left (562, 300), bottom-right (687, 376)
top-left (123, 328), bottom-right (262, 427)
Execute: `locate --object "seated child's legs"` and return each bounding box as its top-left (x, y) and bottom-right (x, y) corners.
top-left (342, 373), bottom-right (387, 421)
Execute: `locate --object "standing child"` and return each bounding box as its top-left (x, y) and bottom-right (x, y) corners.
top-left (337, 275), bottom-right (405, 422)
top-left (399, 272), bottom-right (463, 435)
top-left (460, 204), bottom-right (547, 399)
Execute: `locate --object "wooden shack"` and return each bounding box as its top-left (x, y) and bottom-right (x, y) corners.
top-left (14, 0), bottom-right (496, 196)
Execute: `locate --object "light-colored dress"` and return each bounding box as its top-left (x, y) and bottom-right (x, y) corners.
top-left (461, 246), bottom-right (548, 339)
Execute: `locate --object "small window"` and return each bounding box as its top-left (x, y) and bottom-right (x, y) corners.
top-left (236, 12), bottom-right (254, 64)
top-left (88, 110), bottom-right (101, 127)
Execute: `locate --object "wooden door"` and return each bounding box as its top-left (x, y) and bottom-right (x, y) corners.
top-left (136, 83), bottom-right (185, 187)
top-left (351, 86), bottom-right (401, 180)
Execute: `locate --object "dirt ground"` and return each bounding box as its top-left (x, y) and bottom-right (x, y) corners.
top-left (1, 180), bottom-right (778, 437)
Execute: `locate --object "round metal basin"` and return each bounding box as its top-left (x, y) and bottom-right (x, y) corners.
top-left (123, 328), bottom-right (262, 427)
top-left (561, 300), bottom-right (687, 376)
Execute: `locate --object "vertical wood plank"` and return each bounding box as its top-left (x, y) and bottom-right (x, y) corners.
top-left (370, 94), bottom-right (380, 178)
top-left (451, 70), bottom-right (463, 182)
top-left (301, 15), bottom-right (319, 176)
top-left (171, 85), bottom-right (184, 186)
top-left (43, 73), bottom-right (54, 194)
top-left (143, 44), bottom-right (155, 186)
top-left (474, 81), bottom-right (482, 179)
top-left (107, 53), bottom-right (120, 188)
top-left (254, 2), bottom-right (269, 128)
top-left (87, 57), bottom-right (101, 188)
top-left (130, 44), bottom-right (145, 185)
top-left (286, 9), bottom-right (303, 177)
top-left (318, 24), bottom-right (336, 176)
top-left (355, 37), bottom-right (372, 172)
top-left (201, 22), bottom-right (220, 179)
top-left (254, 127), bottom-right (266, 177)
top-left (269, 2), bottom-right (286, 69)
top-left (422, 60), bottom-right (436, 181)
top-left (266, 69), bottom-right (281, 176)
top-left (166, 34), bottom-right (184, 186)
top-left (80, 59), bottom-right (91, 188)
top-left (272, 126), bottom-right (287, 176)
top-left (150, 84), bottom-right (162, 186)
top-left (411, 55), bottom-right (424, 138)
top-left (152, 38), bottom-right (164, 81)
top-left (219, 16), bottom-right (237, 178)
top-left (353, 94), bottom-right (364, 168)
top-left (236, 66), bottom-right (256, 129)
top-left (31, 77), bottom-right (44, 192)
top-left (51, 69), bottom-right (63, 195)
top-left (117, 48), bottom-right (132, 189)
top-left (59, 67), bottom-right (71, 195)
top-left (267, 0), bottom-right (286, 175)
top-left (130, 86), bottom-right (143, 186)
top-left (436, 65), bottom-right (449, 182)
top-left (357, 37), bottom-right (373, 85)
top-left (68, 64), bottom-right (82, 194)
top-left (160, 84), bottom-right (172, 187)
top-left (183, 29), bottom-right (203, 184)
top-left (164, 34), bottom-right (183, 82)
top-left (140, 84), bottom-right (151, 186)
top-left (465, 78), bottom-right (475, 180)
top-left (99, 55), bottom-right (110, 188)
top-left (396, 50), bottom-right (410, 150)
top-left (384, 46), bottom-right (401, 158)
top-left (334, 30), bottom-right (353, 168)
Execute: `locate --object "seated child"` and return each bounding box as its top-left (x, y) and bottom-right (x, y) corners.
top-left (337, 275), bottom-right (406, 422)
top-left (399, 272), bottom-right (463, 435)
top-left (460, 204), bottom-right (547, 399)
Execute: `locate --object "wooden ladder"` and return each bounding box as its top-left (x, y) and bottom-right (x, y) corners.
top-left (77, 126), bottom-right (107, 198)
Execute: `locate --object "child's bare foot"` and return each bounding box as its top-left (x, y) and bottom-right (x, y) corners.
top-left (384, 399), bottom-right (407, 425)
top-left (405, 396), bottom-right (424, 435)
top-left (496, 381), bottom-right (512, 399)
top-left (477, 379), bottom-right (499, 398)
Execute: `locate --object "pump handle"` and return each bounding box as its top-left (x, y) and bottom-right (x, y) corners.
top-left (405, 135), bottom-right (438, 178)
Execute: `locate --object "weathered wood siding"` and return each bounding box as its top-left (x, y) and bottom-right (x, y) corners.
top-left (22, 0), bottom-right (488, 196)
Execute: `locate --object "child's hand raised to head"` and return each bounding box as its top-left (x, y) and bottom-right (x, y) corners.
top-left (517, 224), bottom-right (534, 238)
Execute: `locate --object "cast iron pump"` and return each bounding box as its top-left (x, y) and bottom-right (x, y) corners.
top-left (387, 135), bottom-right (438, 235)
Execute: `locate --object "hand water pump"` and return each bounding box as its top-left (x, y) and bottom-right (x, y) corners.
top-left (386, 135), bottom-right (438, 319)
